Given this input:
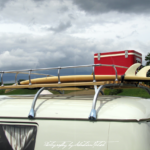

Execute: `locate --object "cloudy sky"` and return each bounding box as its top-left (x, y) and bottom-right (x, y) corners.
top-left (0, 0), bottom-right (150, 82)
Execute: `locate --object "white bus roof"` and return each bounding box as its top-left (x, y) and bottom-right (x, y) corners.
top-left (0, 95), bottom-right (149, 121)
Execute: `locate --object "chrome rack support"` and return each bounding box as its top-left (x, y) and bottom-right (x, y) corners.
top-left (93, 64), bottom-right (104, 94)
top-left (1, 72), bottom-right (4, 86)
top-left (100, 91), bottom-right (104, 95)
top-left (28, 87), bottom-right (45, 119)
top-left (89, 82), bottom-right (143, 121)
top-left (58, 67), bottom-right (61, 84)
top-left (15, 73), bottom-right (18, 85)
top-left (89, 85), bottom-right (104, 120)
top-left (138, 84), bottom-right (150, 95)
top-left (57, 90), bottom-right (64, 94)
top-left (89, 83), bottom-right (122, 120)
top-left (29, 70), bottom-right (32, 85)
top-left (93, 64), bottom-right (97, 93)
top-left (94, 85), bottom-right (98, 93)
top-left (93, 66), bottom-right (96, 82)
top-left (113, 65), bottom-right (118, 81)
top-left (94, 85), bottom-right (104, 95)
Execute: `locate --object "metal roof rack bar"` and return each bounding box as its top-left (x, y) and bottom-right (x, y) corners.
top-left (0, 64), bottom-right (128, 86)
top-left (15, 73), bottom-right (18, 85)
top-left (89, 85), bottom-right (104, 120)
top-left (93, 66), bottom-right (96, 82)
top-left (28, 87), bottom-right (45, 119)
top-left (58, 67), bottom-right (61, 84)
top-left (88, 82), bottom-right (140, 121)
top-left (138, 84), bottom-right (150, 95)
top-left (0, 64), bottom-right (128, 73)
top-left (1, 72), bottom-right (4, 87)
top-left (0, 72), bottom-right (53, 87)
top-left (113, 65), bottom-right (118, 81)
top-left (29, 70), bottom-right (32, 85)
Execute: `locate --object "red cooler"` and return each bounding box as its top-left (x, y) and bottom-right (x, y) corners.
top-left (94, 50), bottom-right (142, 75)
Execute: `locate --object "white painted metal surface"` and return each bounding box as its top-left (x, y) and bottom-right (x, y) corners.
top-left (0, 95), bottom-right (150, 120)
top-left (40, 90), bottom-right (53, 95)
top-left (0, 95), bottom-right (150, 150)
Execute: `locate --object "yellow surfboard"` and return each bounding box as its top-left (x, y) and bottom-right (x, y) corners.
top-left (20, 75), bottom-right (122, 85)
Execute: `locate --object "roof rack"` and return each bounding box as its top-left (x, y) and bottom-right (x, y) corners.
top-left (0, 63), bottom-right (150, 120)
top-left (27, 81), bottom-right (150, 120)
top-left (0, 63), bottom-right (127, 88)
top-left (89, 82), bottom-right (150, 120)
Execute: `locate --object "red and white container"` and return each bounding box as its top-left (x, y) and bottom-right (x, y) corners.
top-left (94, 50), bottom-right (142, 75)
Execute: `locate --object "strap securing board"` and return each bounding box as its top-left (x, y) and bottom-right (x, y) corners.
top-left (121, 75), bottom-right (125, 83)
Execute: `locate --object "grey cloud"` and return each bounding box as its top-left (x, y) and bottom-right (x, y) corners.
top-left (0, 0), bottom-right (72, 26)
top-left (0, 33), bottom-right (101, 78)
top-left (0, 0), bottom-right (11, 9)
top-left (32, 0), bottom-right (43, 1)
top-left (32, 0), bottom-right (47, 2)
top-left (116, 30), bottom-right (138, 39)
top-left (58, 5), bottom-right (69, 13)
top-left (68, 14), bottom-right (75, 19)
top-left (47, 21), bottom-right (72, 33)
top-left (32, 0), bottom-right (69, 13)
top-left (73, 0), bottom-right (150, 14)
top-left (116, 35), bottom-right (121, 39)
top-left (0, 32), bottom-right (148, 82)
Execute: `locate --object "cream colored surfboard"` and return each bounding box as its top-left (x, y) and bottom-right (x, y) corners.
top-left (124, 63), bottom-right (141, 76)
top-left (124, 63), bottom-right (150, 80)
top-left (136, 66), bottom-right (150, 77)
